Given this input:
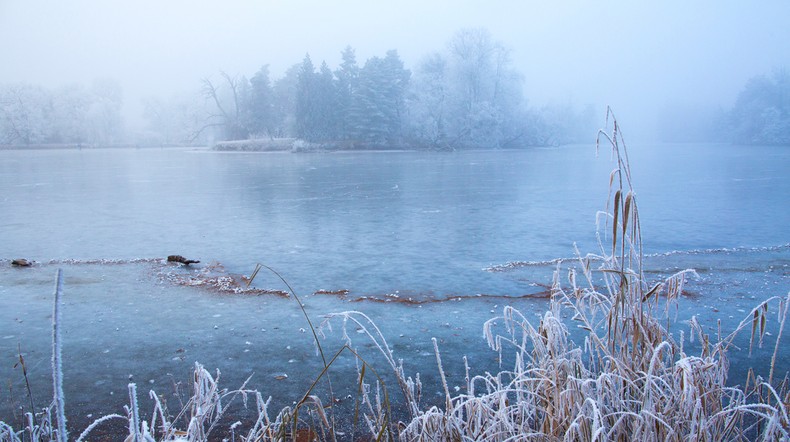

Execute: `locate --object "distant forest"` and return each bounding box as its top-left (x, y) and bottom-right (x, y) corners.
top-left (656, 69), bottom-right (790, 146)
top-left (721, 69), bottom-right (790, 145)
top-left (1, 29), bottom-right (788, 148)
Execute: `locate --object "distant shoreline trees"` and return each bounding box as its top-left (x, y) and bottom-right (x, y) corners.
top-left (0, 79), bottom-right (123, 146)
top-left (725, 69), bottom-right (790, 145)
top-left (196, 28), bottom-right (595, 150)
top-left (655, 69), bottom-right (790, 146)
top-left (0, 28), bottom-right (598, 149)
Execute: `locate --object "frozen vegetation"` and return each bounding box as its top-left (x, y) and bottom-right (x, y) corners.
top-left (212, 138), bottom-right (297, 152)
top-left (1, 113), bottom-right (788, 441)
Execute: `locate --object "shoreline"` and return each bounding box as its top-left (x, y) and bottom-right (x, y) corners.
top-left (0, 144), bottom-right (206, 151)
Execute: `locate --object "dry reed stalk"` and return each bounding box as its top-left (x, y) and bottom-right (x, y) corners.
top-left (396, 108), bottom-right (790, 441)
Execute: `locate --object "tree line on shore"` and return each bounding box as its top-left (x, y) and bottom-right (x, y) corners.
top-left (1, 28), bottom-right (788, 148)
top-left (149, 28), bottom-right (598, 150)
top-left (724, 69), bottom-right (790, 145)
top-left (0, 78), bottom-right (123, 147)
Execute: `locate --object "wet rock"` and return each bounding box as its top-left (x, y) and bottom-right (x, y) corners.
top-left (11, 258), bottom-right (32, 267)
top-left (167, 255), bottom-right (200, 265)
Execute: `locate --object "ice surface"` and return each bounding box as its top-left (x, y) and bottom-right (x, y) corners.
top-left (1, 248), bottom-right (788, 429)
top-left (0, 144), bottom-right (788, 428)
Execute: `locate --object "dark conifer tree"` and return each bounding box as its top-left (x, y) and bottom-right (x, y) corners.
top-left (247, 65), bottom-right (275, 137)
top-left (335, 46), bottom-right (359, 141)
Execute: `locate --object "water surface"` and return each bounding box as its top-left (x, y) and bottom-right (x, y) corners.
top-left (1, 144), bottom-right (788, 431)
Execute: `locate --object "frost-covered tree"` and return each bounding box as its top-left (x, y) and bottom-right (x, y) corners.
top-left (295, 54), bottom-right (340, 142)
top-left (142, 96), bottom-right (178, 144)
top-left (380, 50), bottom-right (411, 144)
top-left (87, 78), bottom-right (124, 145)
top-left (350, 50), bottom-right (410, 145)
top-left (0, 79), bottom-right (127, 146)
top-left (295, 54), bottom-right (318, 140)
top-left (446, 28), bottom-right (522, 148)
top-left (407, 52), bottom-right (450, 149)
top-left (334, 46), bottom-right (360, 140)
top-left (271, 63), bottom-right (300, 137)
top-left (408, 28), bottom-right (522, 149)
top-left (315, 61), bottom-right (339, 140)
top-left (728, 69), bottom-right (790, 145)
top-left (50, 84), bottom-right (91, 144)
top-left (247, 65), bottom-right (276, 138)
top-left (0, 83), bottom-right (53, 145)
top-left (142, 92), bottom-right (206, 145)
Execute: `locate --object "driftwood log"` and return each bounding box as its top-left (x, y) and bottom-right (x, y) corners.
top-left (167, 255), bottom-right (200, 265)
top-left (11, 258), bottom-right (32, 267)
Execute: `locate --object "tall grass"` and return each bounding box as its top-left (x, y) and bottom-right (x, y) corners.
top-left (394, 108), bottom-right (790, 441)
top-left (1, 109), bottom-right (788, 441)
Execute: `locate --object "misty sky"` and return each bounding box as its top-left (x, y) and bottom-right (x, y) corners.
top-left (2, 1), bottom-right (789, 138)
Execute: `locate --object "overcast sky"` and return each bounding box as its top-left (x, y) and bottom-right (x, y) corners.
top-left (1, 1), bottom-right (789, 137)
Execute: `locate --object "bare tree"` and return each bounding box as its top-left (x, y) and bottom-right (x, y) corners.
top-left (196, 71), bottom-right (250, 141)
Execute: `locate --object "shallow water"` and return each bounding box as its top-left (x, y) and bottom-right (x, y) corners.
top-left (0, 144), bottom-right (788, 432)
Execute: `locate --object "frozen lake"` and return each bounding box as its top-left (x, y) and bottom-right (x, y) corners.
top-left (1, 144), bottom-right (789, 430)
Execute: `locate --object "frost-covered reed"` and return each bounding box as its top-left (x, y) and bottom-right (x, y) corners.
top-left (51, 270), bottom-right (67, 442)
top-left (2, 109), bottom-right (788, 441)
top-left (394, 108), bottom-right (790, 441)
